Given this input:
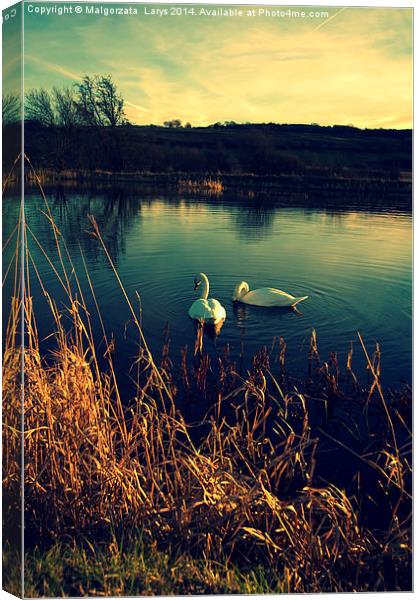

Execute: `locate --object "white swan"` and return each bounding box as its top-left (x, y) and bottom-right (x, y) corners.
top-left (188, 273), bottom-right (226, 324)
top-left (232, 281), bottom-right (308, 308)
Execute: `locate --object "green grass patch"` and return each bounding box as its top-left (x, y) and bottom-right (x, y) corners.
top-left (21, 538), bottom-right (287, 597)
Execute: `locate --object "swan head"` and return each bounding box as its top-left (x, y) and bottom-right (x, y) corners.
top-left (233, 281), bottom-right (250, 301)
top-left (193, 273), bottom-right (206, 290)
top-left (193, 273), bottom-right (210, 298)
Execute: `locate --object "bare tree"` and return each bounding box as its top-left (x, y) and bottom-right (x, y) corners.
top-left (75, 75), bottom-right (104, 126)
top-left (25, 88), bottom-right (56, 126)
top-left (53, 86), bottom-right (80, 128)
top-left (2, 93), bottom-right (20, 125)
top-left (24, 76), bottom-right (128, 129)
top-left (75, 75), bottom-right (127, 127)
top-left (96, 75), bottom-right (127, 127)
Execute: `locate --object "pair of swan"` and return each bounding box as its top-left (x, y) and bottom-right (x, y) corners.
top-left (188, 272), bottom-right (308, 324)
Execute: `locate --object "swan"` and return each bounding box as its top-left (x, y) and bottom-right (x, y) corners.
top-left (232, 281), bottom-right (308, 308)
top-left (188, 273), bottom-right (226, 324)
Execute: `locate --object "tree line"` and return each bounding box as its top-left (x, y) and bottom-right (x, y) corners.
top-left (3, 74), bottom-right (128, 127)
top-left (3, 75), bottom-right (188, 129)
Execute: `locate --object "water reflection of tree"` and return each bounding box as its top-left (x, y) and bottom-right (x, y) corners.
top-left (233, 200), bottom-right (276, 241)
top-left (26, 186), bottom-right (142, 268)
top-left (233, 302), bottom-right (251, 330)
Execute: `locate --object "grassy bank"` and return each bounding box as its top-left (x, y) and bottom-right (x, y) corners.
top-left (6, 537), bottom-right (293, 596)
top-left (2, 163), bottom-right (412, 595)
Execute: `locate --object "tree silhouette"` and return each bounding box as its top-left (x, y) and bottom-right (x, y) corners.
top-left (2, 93), bottom-right (20, 125)
top-left (24, 75), bottom-right (128, 128)
top-left (163, 119), bottom-right (182, 128)
top-left (75, 75), bottom-right (104, 126)
top-left (75, 75), bottom-right (127, 127)
top-left (53, 86), bottom-right (80, 128)
top-left (25, 88), bottom-right (55, 126)
top-left (96, 76), bottom-right (127, 127)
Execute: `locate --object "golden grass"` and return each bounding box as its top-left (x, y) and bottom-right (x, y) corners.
top-left (2, 155), bottom-right (412, 594)
top-left (178, 177), bottom-right (224, 195)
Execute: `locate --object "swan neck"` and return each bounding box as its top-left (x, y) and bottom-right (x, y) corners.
top-left (200, 273), bottom-right (209, 299)
top-left (234, 281), bottom-right (249, 300)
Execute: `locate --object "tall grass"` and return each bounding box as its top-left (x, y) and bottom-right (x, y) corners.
top-left (2, 156), bottom-right (412, 595)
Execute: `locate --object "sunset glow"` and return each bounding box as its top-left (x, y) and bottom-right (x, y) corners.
top-left (16, 5), bottom-right (413, 127)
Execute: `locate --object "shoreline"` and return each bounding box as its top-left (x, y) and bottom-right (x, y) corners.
top-left (5, 168), bottom-right (412, 201)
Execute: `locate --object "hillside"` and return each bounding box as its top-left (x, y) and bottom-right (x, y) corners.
top-left (5, 122), bottom-right (411, 180)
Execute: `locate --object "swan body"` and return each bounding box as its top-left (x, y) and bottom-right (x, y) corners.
top-left (233, 281), bottom-right (308, 308)
top-left (189, 273), bottom-right (226, 324)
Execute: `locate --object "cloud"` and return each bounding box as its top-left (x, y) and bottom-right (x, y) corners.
top-left (125, 100), bottom-right (148, 113)
top-left (23, 7), bottom-right (412, 128)
top-left (26, 55), bottom-right (81, 82)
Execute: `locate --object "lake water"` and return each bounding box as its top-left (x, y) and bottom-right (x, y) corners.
top-left (3, 186), bottom-right (412, 390)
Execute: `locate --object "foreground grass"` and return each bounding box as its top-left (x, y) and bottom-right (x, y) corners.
top-left (7, 539), bottom-right (289, 597)
top-left (2, 157), bottom-right (412, 595)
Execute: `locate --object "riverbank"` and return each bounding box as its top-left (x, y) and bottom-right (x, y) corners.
top-left (3, 121), bottom-right (412, 195)
top-left (4, 168), bottom-right (412, 205)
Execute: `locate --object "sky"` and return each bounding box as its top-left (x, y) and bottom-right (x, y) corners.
top-left (6, 3), bottom-right (414, 128)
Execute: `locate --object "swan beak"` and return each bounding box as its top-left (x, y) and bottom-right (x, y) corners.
top-left (194, 281), bottom-right (201, 290)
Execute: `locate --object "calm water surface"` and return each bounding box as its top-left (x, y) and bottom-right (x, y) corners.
top-left (4, 187), bottom-right (412, 389)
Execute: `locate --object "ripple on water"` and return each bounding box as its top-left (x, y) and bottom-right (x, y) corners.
top-left (10, 192), bottom-right (411, 388)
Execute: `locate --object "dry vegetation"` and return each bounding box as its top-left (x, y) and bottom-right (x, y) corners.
top-left (178, 178), bottom-right (224, 195)
top-left (2, 157), bottom-right (412, 595)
